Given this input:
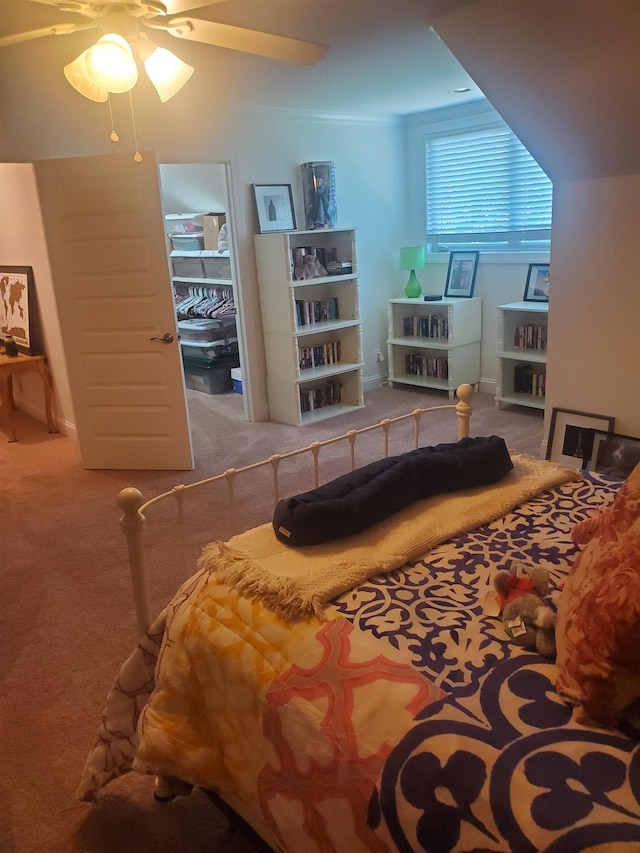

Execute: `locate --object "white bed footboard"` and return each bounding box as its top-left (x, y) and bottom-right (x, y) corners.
top-left (119, 384), bottom-right (474, 636)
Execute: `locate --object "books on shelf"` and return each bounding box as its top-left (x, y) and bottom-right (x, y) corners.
top-left (295, 297), bottom-right (340, 327)
top-left (513, 363), bottom-right (546, 396)
top-left (404, 353), bottom-right (448, 379)
top-left (299, 381), bottom-right (342, 413)
top-left (514, 323), bottom-right (546, 350)
top-left (402, 313), bottom-right (449, 339)
top-left (298, 341), bottom-right (342, 371)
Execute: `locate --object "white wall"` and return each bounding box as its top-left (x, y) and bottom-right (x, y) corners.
top-left (544, 174), bottom-right (640, 442)
top-left (148, 108), bottom-right (409, 418)
top-left (0, 164), bottom-right (74, 433)
top-left (3, 110), bottom-right (408, 426)
top-left (404, 103), bottom-right (550, 392)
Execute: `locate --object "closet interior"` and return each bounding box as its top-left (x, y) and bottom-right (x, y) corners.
top-left (160, 164), bottom-right (242, 403)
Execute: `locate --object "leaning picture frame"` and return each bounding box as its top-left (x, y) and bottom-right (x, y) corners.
top-left (524, 263), bottom-right (550, 302)
top-left (0, 265), bottom-right (38, 355)
top-left (546, 407), bottom-right (615, 469)
top-left (585, 430), bottom-right (640, 479)
top-left (444, 251), bottom-right (479, 298)
top-left (252, 184), bottom-right (296, 233)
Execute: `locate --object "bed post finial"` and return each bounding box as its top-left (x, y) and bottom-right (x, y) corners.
top-left (455, 384), bottom-right (474, 439)
top-left (118, 487), bottom-right (152, 637)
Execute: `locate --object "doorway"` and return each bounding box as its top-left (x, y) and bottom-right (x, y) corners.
top-left (159, 162), bottom-right (249, 426)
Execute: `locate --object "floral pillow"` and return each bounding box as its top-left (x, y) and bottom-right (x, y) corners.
top-left (555, 463), bottom-right (640, 727)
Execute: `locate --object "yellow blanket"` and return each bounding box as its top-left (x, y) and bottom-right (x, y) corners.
top-left (198, 453), bottom-right (578, 621)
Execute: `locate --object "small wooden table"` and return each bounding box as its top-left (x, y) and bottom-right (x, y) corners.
top-left (0, 351), bottom-right (57, 442)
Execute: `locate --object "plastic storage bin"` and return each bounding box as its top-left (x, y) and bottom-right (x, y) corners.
top-left (171, 233), bottom-right (204, 252)
top-left (183, 355), bottom-right (233, 394)
top-left (178, 317), bottom-right (237, 342)
top-left (180, 337), bottom-right (238, 361)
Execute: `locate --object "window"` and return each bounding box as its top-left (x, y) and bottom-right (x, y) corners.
top-left (426, 124), bottom-right (552, 253)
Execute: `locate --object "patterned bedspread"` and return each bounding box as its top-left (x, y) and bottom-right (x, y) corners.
top-left (79, 472), bottom-right (640, 852)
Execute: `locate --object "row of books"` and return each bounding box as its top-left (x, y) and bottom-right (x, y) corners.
top-left (514, 363), bottom-right (546, 396)
top-left (298, 341), bottom-right (342, 371)
top-left (299, 381), bottom-right (342, 413)
top-left (404, 354), bottom-right (449, 379)
top-left (295, 297), bottom-right (340, 327)
top-left (514, 323), bottom-right (547, 350)
top-left (402, 314), bottom-right (449, 339)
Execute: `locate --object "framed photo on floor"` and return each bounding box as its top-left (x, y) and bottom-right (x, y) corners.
top-left (252, 184), bottom-right (296, 233)
top-left (444, 251), bottom-right (479, 298)
top-left (546, 407), bottom-right (615, 468)
top-left (585, 431), bottom-right (640, 479)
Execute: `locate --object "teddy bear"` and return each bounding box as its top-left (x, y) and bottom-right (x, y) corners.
top-left (493, 561), bottom-right (557, 659)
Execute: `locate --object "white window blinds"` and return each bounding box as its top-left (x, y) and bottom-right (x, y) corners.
top-left (426, 125), bottom-right (553, 252)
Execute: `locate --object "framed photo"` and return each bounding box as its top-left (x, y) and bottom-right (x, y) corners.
top-left (301, 161), bottom-right (338, 230)
top-left (0, 265), bottom-right (38, 355)
top-left (524, 263), bottom-right (550, 302)
top-left (546, 407), bottom-right (615, 468)
top-left (585, 431), bottom-right (640, 479)
top-left (252, 184), bottom-right (296, 233)
top-left (444, 251), bottom-right (479, 298)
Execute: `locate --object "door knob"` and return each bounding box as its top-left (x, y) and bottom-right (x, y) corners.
top-left (150, 333), bottom-right (174, 344)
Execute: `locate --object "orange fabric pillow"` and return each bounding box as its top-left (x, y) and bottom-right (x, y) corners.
top-left (555, 463), bottom-right (640, 727)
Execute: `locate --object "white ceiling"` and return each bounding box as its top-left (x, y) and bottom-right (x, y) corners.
top-left (0, 0), bottom-right (484, 117)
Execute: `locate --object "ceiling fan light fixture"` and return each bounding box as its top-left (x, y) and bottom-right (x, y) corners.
top-left (85, 33), bottom-right (139, 93)
top-left (143, 45), bottom-right (194, 102)
top-left (63, 50), bottom-right (109, 102)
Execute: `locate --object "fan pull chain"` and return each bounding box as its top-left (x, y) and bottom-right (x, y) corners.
top-left (128, 91), bottom-right (143, 162)
top-left (107, 95), bottom-right (119, 143)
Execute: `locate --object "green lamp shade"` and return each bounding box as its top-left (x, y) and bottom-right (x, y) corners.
top-left (400, 246), bottom-right (425, 298)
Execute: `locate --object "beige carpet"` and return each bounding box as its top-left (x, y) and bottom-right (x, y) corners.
top-left (1, 385), bottom-right (543, 853)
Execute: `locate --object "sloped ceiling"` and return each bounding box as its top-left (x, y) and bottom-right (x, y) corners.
top-left (426, 0), bottom-right (640, 182)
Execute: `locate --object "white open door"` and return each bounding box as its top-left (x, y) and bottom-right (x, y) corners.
top-left (35, 151), bottom-right (194, 470)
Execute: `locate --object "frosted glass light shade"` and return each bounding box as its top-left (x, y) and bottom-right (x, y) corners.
top-left (144, 47), bottom-right (194, 102)
top-left (400, 246), bottom-right (425, 271)
top-left (85, 34), bottom-right (138, 93)
top-left (400, 246), bottom-right (425, 298)
top-left (64, 51), bottom-right (109, 102)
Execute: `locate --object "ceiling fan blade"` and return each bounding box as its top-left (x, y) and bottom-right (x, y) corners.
top-left (163, 0), bottom-right (228, 13)
top-left (162, 17), bottom-right (328, 65)
top-left (0, 19), bottom-right (98, 48)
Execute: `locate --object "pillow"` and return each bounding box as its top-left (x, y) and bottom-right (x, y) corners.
top-left (272, 435), bottom-right (513, 546)
top-left (555, 462), bottom-right (640, 727)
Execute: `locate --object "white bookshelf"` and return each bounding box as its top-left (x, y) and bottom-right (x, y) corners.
top-left (495, 300), bottom-right (548, 409)
top-left (387, 297), bottom-right (481, 399)
top-left (255, 228), bottom-right (364, 425)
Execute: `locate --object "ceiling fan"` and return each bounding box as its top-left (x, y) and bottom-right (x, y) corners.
top-left (1, 0), bottom-right (328, 107)
top-left (0, 0), bottom-right (329, 66)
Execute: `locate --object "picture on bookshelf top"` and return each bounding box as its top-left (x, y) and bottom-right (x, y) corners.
top-left (524, 263), bottom-right (550, 302)
top-left (444, 252), bottom-right (479, 298)
top-left (252, 184), bottom-right (296, 233)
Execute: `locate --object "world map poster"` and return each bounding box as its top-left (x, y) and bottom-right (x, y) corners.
top-left (0, 266), bottom-right (34, 354)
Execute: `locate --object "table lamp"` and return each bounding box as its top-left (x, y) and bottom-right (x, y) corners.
top-left (400, 246), bottom-right (425, 298)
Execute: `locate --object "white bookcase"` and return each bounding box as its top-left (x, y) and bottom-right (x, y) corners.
top-left (387, 297), bottom-right (481, 398)
top-left (254, 228), bottom-right (364, 425)
top-left (495, 301), bottom-right (549, 410)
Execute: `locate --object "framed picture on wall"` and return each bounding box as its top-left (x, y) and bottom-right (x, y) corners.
top-left (546, 407), bottom-right (615, 469)
top-left (252, 184), bottom-right (296, 233)
top-left (0, 265), bottom-right (38, 355)
top-left (444, 251), bottom-right (479, 298)
top-left (524, 263), bottom-right (550, 302)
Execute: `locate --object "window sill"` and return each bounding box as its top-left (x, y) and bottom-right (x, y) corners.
top-left (425, 252), bottom-right (551, 265)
